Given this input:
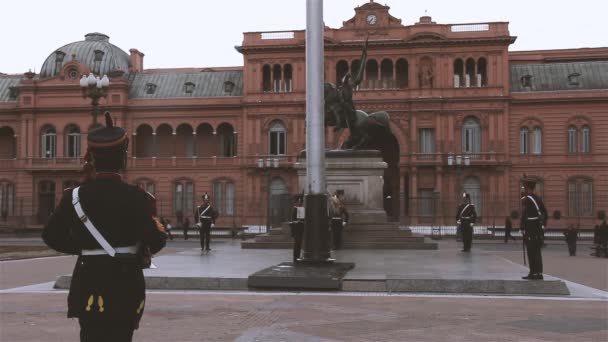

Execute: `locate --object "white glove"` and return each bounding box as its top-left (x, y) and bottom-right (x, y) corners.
top-left (195, 223), bottom-right (202, 228)
top-left (470, 223), bottom-right (474, 227)
top-left (457, 220), bottom-right (461, 225)
top-left (342, 222), bottom-right (346, 227)
top-left (211, 223), bottom-right (215, 228)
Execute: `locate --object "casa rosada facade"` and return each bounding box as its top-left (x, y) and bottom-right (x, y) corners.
top-left (0, 1), bottom-right (607, 230)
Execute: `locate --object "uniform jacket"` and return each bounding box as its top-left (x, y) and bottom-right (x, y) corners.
top-left (195, 204), bottom-right (219, 227)
top-left (456, 203), bottom-right (477, 224)
top-left (42, 174), bottom-right (166, 328)
top-left (520, 193), bottom-right (548, 240)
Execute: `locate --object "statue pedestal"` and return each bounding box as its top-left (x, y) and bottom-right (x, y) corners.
top-left (295, 149), bottom-right (387, 223)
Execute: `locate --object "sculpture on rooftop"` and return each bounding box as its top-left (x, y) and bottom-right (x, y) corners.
top-left (324, 38), bottom-right (391, 150)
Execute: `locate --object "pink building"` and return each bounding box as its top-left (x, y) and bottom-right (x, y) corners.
top-left (1, 1), bottom-right (606, 231)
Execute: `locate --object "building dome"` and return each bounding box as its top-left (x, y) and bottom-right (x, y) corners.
top-left (39, 33), bottom-right (130, 78)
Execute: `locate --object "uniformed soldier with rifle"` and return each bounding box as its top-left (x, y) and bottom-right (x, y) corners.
top-left (290, 194), bottom-right (305, 262)
top-left (456, 192), bottom-right (477, 252)
top-left (42, 112), bottom-right (167, 341)
top-left (520, 176), bottom-right (548, 280)
top-left (195, 193), bottom-right (219, 252)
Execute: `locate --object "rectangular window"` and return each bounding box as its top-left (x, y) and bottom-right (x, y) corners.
top-left (568, 129), bottom-right (577, 153)
top-left (532, 128), bottom-right (542, 154)
top-left (418, 189), bottom-right (435, 217)
top-left (42, 135), bottom-right (56, 158)
top-left (581, 182), bottom-right (592, 216)
top-left (0, 183), bottom-right (15, 216)
top-left (174, 183), bottom-right (183, 214)
top-left (185, 182), bottom-right (194, 215)
top-left (520, 130), bottom-right (528, 154)
top-left (213, 182), bottom-right (224, 215)
top-left (269, 131), bottom-right (286, 155)
top-left (581, 129), bottom-right (590, 153)
top-left (226, 183), bottom-right (235, 216)
top-left (418, 129), bottom-right (435, 154)
top-left (67, 134), bottom-right (80, 158)
top-left (568, 182), bottom-right (577, 216)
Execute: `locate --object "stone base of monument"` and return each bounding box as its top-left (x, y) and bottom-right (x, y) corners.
top-left (242, 149), bottom-right (437, 250)
top-left (247, 262), bottom-right (355, 290)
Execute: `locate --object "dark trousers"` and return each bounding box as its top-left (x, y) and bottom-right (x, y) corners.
top-left (331, 218), bottom-right (343, 250)
top-left (199, 225), bottom-right (211, 250)
top-left (167, 230), bottom-right (173, 240)
top-left (526, 239), bottom-right (543, 274)
top-left (79, 320), bottom-right (134, 342)
top-left (183, 226), bottom-right (189, 240)
top-left (461, 223), bottom-right (473, 251)
top-left (567, 241), bottom-right (577, 256)
top-left (291, 222), bottom-right (304, 261)
top-left (504, 229), bottom-right (514, 243)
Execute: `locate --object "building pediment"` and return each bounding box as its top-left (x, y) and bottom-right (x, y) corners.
top-left (341, 0), bottom-right (403, 29)
top-left (407, 32), bottom-right (447, 42)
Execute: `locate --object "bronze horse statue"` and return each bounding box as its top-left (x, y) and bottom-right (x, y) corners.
top-left (324, 39), bottom-right (391, 150)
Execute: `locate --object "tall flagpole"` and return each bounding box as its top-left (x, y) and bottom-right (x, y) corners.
top-left (301, 0), bottom-right (331, 262)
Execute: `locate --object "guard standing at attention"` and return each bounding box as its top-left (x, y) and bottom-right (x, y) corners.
top-left (456, 193), bottom-right (477, 252)
top-left (195, 193), bottom-right (219, 252)
top-left (42, 112), bottom-right (167, 342)
top-left (290, 194), bottom-right (305, 262)
top-left (520, 176), bottom-right (548, 280)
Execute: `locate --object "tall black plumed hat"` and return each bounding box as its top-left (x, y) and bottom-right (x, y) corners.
top-left (87, 112), bottom-right (128, 150)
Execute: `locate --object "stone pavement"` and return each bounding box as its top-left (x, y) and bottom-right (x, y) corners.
top-left (48, 239), bottom-right (581, 296)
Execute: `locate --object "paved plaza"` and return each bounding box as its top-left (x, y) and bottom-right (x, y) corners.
top-left (1, 238), bottom-right (607, 341)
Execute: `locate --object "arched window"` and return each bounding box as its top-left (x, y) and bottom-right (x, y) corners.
top-left (272, 64), bottom-right (282, 92)
top-left (532, 127), bottom-right (542, 154)
top-left (581, 126), bottom-right (591, 153)
top-left (135, 179), bottom-right (155, 195)
top-left (41, 126), bottom-right (56, 158)
top-left (213, 180), bottom-right (235, 216)
top-left (568, 178), bottom-right (593, 217)
top-left (453, 59), bottom-right (464, 87)
top-left (365, 59), bottom-right (379, 89)
top-left (173, 180), bottom-right (194, 218)
top-left (462, 118), bottom-right (481, 154)
top-left (380, 59), bottom-right (393, 88)
top-left (0, 126), bottom-right (16, 159)
top-left (262, 64), bottom-right (271, 92)
top-left (395, 58), bottom-right (409, 88)
top-left (463, 176), bottom-right (482, 215)
top-left (135, 124), bottom-right (154, 157)
top-left (65, 125), bottom-right (81, 158)
top-left (195, 123), bottom-right (215, 157)
top-left (465, 58), bottom-right (476, 87)
top-left (175, 124), bottom-right (194, 157)
top-left (519, 127), bottom-right (529, 154)
top-left (283, 64), bottom-right (293, 92)
top-left (477, 57), bottom-right (487, 86)
top-left (217, 123), bottom-right (236, 157)
top-left (567, 126), bottom-right (577, 153)
top-left (156, 124), bottom-right (173, 157)
top-left (0, 181), bottom-right (15, 218)
top-left (268, 120), bottom-right (286, 155)
top-left (336, 60), bottom-right (349, 86)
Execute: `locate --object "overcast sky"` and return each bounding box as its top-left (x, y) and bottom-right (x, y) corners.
top-left (2, 0), bottom-right (606, 74)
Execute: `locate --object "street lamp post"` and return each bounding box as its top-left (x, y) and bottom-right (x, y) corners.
top-left (257, 157), bottom-right (279, 233)
top-left (80, 73), bottom-right (110, 125)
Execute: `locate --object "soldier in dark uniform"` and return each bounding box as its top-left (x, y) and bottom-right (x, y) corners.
top-left (195, 193), bottom-right (218, 252)
top-left (290, 194), bottom-right (305, 262)
top-left (456, 193), bottom-right (477, 252)
top-left (42, 112), bottom-right (167, 342)
top-left (329, 190), bottom-right (349, 250)
top-left (520, 176), bottom-right (548, 280)
top-left (563, 225), bottom-right (578, 256)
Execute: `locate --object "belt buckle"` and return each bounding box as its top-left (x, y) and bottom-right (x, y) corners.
top-left (79, 214), bottom-right (88, 223)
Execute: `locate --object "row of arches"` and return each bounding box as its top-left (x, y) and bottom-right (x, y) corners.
top-left (454, 57), bottom-right (488, 87)
top-left (134, 123), bottom-right (236, 158)
top-left (262, 64), bottom-right (293, 92)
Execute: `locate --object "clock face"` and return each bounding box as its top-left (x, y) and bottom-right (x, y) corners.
top-left (366, 14), bottom-right (377, 25)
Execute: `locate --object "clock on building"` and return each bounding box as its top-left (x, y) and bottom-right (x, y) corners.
top-left (366, 14), bottom-right (377, 25)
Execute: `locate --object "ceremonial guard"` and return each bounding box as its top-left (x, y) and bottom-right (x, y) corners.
top-left (195, 193), bottom-right (218, 251)
top-left (520, 176), bottom-right (548, 280)
top-left (42, 112), bottom-right (167, 342)
top-left (563, 225), bottom-right (578, 256)
top-left (329, 190), bottom-right (349, 250)
top-left (290, 194), bottom-right (305, 262)
top-left (456, 193), bottom-right (477, 252)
